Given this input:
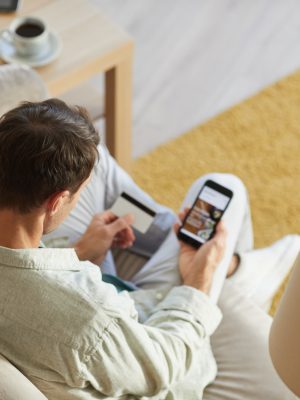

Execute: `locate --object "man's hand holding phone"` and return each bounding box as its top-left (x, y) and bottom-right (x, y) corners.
top-left (175, 207), bottom-right (227, 295)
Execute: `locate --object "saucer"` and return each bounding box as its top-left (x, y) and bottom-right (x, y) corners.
top-left (0, 31), bottom-right (62, 68)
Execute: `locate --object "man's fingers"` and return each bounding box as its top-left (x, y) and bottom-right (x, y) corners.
top-left (108, 214), bottom-right (134, 235)
top-left (113, 237), bottom-right (134, 249)
top-left (177, 207), bottom-right (191, 223)
top-left (214, 221), bottom-right (227, 241)
top-left (210, 222), bottom-right (227, 259)
top-left (116, 223), bottom-right (136, 244)
top-left (100, 210), bottom-right (119, 223)
top-left (174, 207), bottom-right (191, 240)
top-left (122, 213), bottom-right (135, 226)
top-left (173, 222), bottom-right (181, 235)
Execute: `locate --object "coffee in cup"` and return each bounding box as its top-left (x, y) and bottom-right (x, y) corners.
top-left (16, 22), bottom-right (45, 38)
top-left (0, 17), bottom-right (49, 57)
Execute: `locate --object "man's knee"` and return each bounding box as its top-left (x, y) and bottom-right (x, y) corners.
top-left (201, 172), bottom-right (245, 189)
top-left (193, 172), bottom-right (248, 201)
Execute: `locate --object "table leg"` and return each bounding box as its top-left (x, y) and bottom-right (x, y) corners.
top-left (105, 50), bottom-right (133, 171)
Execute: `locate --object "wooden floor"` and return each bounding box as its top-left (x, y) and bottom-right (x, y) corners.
top-left (90, 0), bottom-right (300, 158)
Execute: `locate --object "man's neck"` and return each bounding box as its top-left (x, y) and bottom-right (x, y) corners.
top-left (0, 209), bottom-right (44, 249)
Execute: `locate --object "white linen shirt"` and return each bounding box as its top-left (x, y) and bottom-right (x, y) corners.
top-left (0, 246), bottom-right (222, 399)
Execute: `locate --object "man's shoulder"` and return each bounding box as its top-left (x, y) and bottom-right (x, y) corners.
top-left (0, 260), bottom-right (124, 350)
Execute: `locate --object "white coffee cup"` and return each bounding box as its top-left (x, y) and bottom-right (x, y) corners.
top-left (0, 16), bottom-right (49, 57)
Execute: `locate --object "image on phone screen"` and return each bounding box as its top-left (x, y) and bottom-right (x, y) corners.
top-left (178, 180), bottom-right (233, 247)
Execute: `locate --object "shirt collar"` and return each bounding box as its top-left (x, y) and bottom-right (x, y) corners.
top-left (0, 246), bottom-right (82, 271)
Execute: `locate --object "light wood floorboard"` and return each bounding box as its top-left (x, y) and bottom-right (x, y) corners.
top-left (87, 0), bottom-right (300, 158)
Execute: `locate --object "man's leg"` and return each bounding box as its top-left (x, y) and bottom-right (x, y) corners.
top-left (131, 172), bottom-right (253, 303)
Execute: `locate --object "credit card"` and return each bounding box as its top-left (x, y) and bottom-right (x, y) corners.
top-left (110, 193), bottom-right (156, 234)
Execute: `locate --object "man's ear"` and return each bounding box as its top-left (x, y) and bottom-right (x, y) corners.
top-left (45, 190), bottom-right (70, 216)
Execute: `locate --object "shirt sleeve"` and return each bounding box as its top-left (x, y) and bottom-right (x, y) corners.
top-left (83, 286), bottom-right (222, 398)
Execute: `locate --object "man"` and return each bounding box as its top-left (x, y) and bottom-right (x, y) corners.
top-left (0, 99), bottom-right (298, 400)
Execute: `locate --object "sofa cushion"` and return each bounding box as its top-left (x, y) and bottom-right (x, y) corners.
top-left (0, 354), bottom-right (47, 400)
top-left (0, 64), bottom-right (47, 116)
top-left (203, 281), bottom-right (297, 400)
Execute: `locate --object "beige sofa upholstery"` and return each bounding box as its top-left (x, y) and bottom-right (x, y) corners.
top-left (0, 63), bottom-right (47, 117)
top-left (0, 354), bottom-right (47, 400)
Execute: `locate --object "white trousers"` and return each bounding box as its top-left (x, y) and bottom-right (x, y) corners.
top-left (130, 172), bottom-right (253, 304)
top-left (44, 146), bottom-right (300, 400)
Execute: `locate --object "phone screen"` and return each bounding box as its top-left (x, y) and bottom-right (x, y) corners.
top-left (179, 183), bottom-right (232, 245)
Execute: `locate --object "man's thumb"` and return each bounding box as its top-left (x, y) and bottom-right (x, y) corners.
top-left (109, 214), bottom-right (134, 235)
top-left (213, 221), bottom-right (227, 248)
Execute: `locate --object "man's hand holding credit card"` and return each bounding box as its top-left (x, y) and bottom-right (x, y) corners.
top-left (111, 193), bottom-right (156, 234)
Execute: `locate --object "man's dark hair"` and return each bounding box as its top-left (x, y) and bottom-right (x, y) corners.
top-left (0, 98), bottom-right (99, 213)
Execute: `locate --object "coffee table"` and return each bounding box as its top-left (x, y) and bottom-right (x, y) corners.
top-left (0, 0), bottom-right (133, 170)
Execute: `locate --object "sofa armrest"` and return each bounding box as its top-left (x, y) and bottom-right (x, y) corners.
top-left (0, 64), bottom-right (48, 116)
top-left (0, 354), bottom-right (47, 400)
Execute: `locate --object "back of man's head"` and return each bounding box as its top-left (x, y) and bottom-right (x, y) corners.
top-left (0, 98), bottom-right (99, 214)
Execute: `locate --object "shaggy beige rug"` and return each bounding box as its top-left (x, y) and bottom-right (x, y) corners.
top-left (132, 70), bottom-right (300, 313)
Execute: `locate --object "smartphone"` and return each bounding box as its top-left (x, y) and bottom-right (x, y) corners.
top-left (0, 0), bottom-right (20, 12)
top-left (177, 180), bottom-right (233, 248)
